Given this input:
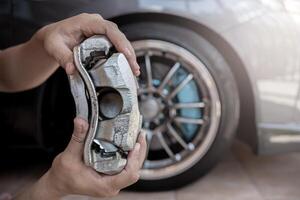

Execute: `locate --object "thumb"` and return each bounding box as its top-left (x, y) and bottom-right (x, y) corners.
top-left (65, 117), bottom-right (89, 158)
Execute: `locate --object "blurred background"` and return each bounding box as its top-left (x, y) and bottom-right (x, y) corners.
top-left (1, 0), bottom-right (300, 199)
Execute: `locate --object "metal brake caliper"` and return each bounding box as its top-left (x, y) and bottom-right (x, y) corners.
top-left (68, 35), bottom-right (142, 175)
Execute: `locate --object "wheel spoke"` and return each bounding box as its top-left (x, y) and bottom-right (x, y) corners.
top-left (173, 102), bottom-right (205, 109)
top-left (174, 117), bottom-right (204, 124)
top-left (145, 53), bottom-right (153, 89)
top-left (167, 74), bottom-right (193, 100)
top-left (144, 130), bottom-right (153, 164)
top-left (130, 40), bottom-right (223, 179)
top-left (157, 62), bottom-right (180, 94)
top-left (143, 121), bottom-right (150, 129)
top-left (156, 132), bottom-right (176, 161)
top-left (167, 123), bottom-right (189, 149)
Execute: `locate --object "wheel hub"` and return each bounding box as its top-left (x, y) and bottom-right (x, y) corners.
top-left (139, 97), bottom-right (161, 121)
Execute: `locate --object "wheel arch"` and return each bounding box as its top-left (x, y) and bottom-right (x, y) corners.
top-left (110, 12), bottom-right (258, 153)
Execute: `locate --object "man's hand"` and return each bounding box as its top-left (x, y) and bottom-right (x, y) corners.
top-left (15, 118), bottom-right (147, 199)
top-left (0, 13), bottom-right (140, 92)
top-left (37, 13), bottom-right (140, 75)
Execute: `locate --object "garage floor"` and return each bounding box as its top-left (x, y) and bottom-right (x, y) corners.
top-left (1, 141), bottom-right (300, 200)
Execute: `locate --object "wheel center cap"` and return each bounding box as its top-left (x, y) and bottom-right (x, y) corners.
top-left (140, 97), bottom-right (161, 121)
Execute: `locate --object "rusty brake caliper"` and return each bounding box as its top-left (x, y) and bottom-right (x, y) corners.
top-left (68, 35), bottom-right (142, 175)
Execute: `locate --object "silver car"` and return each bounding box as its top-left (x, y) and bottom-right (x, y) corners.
top-left (0, 0), bottom-right (300, 191)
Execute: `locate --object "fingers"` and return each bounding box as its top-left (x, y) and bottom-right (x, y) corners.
top-left (55, 47), bottom-right (74, 75)
top-left (75, 14), bottom-right (140, 76)
top-left (44, 34), bottom-right (75, 74)
top-left (53, 40), bottom-right (75, 75)
top-left (65, 62), bottom-right (76, 75)
top-left (45, 13), bottom-right (140, 76)
top-left (104, 20), bottom-right (140, 76)
top-left (102, 131), bottom-right (147, 189)
top-left (104, 142), bottom-right (141, 189)
top-left (123, 46), bottom-right (140, 76)
top-left (137, 130), bottom-right (147, 168)
top-left (65, 117), bottom-right (89, 158)
top-left (125, 142), bottom-right (141, 175)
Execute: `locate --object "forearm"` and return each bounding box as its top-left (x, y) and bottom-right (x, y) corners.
top-left (0, 33), bottom-right (59, 92)
top-left (14, 172), bottom-right (62, 200)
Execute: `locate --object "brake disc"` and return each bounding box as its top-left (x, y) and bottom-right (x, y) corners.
top-left (68, 35), bottom-right (142, 175)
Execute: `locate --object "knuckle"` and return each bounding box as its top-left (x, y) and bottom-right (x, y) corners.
top-left (73, 129), bottom-right (84, 139)
top-left (129, 172), bottom-right (140, 183)
top-left (51, 154), bottom-right (62, 168)
top-left (79, 12), bottom-right (89, 18)
top-left (105, 20), bottom-right (118, 29)
top-left (130, 46), bottom-right (137, 56)
top-left (59, 156), bottom-right (70, 169)
top-left (55, 154), bottom-right (74, 171)
top-left (91, 13), bottom-right (104, 21)
top-left (127, 51), bottom-right (136, 60)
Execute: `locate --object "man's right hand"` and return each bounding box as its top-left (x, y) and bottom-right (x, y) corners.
top-left (15, 117), bottom-right (147, 200)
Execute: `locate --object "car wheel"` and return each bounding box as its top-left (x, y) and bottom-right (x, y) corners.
top-left (121, 21), bottom-right (240, 190)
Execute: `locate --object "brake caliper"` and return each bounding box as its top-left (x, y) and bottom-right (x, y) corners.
top-left (68, 35), bottom-right (142, 175)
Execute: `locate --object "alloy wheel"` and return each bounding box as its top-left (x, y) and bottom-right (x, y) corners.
top-left (133, 40), bottom-right (222, 180)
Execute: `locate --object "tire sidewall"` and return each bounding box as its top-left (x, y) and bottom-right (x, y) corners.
top-left (121, 22), bottom-right (240, 190)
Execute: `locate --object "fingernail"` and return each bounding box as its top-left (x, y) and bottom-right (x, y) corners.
top-left (135, 70), bottom-right (140, 76)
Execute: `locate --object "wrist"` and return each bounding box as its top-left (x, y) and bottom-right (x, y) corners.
top-left (32, 171), bottom-right (64, 200)
top-left (14, 171), bottom-right (64, 200)
top-left (33, 25), bottom-right (47, 44)
top-left (29, 25), bottom-right (60, 69)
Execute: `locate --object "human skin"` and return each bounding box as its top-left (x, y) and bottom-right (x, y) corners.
top-left (14, 118), bottom-right (147, 199)
top-left (0, 13), bottom-right (140, 92)
top-left (0, 13), bottom-right (146, 199)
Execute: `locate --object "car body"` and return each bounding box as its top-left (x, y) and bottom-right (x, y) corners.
top-left (1, 0), bottom-right (300, 190)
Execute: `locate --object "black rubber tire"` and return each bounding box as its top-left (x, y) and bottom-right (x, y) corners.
top-left (121, 22), bottom-right (240, 191)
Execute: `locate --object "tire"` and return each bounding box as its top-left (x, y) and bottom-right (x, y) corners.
top-left (120, 21), bottom-right (240, 191)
